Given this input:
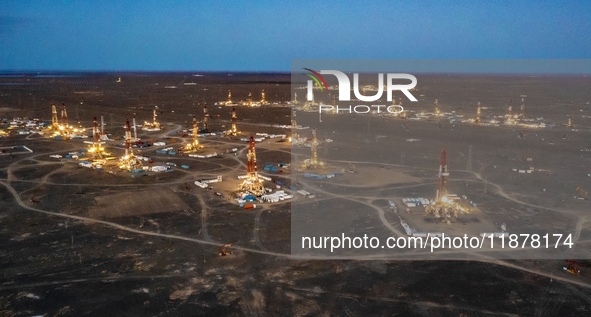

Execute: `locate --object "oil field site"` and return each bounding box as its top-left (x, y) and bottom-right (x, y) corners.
top-left (0, 72), bottom-right (591, 316)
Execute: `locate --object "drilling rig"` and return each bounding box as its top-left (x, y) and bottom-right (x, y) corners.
top-left (61, 104), bottom-right (68, 127)
top-left (424, 149), bottom-right (466, 219)
top-left (184, 115), bottom-right (201, 152)
top-left (246, 90), bottom-right (252, 106)
top-left (226, 90), bottom-right (232, 106)
top-left (119, 120), bottom-right (143, 171)
top-left (239, 136), bottom-right (265, 196)
top-left (519, 97), bottom-right (525, 121)
top-left (291, 109), bottom-right (298, 141)
top-left (260, 89), bottom-right (266, 104)
top-left (202, 105), bottom-right (209, 133)
top-left (51, 103), bottom-right (59, 130)
top-left (505, 99), bottom-right (518, 125)
top-left (86, 117), bottom-right (107, 161)
top-left (229, 107), bottom-right (238, 136)
top-left (434, 98), bottom-right (440, 116)
top-left (143, 107), bottom-right (161, 130)
top-left (302, 128), bottom-right (324, 169)
top-left (301, 84), bottom-right (315, 111)
top-left (58, 104), bottom-right (72, 138)
top-left (475, 102), bottom-right (481, 125)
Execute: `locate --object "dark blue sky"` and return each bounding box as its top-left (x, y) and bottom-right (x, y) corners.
top-left (1, 0), bottom-right (590, 71)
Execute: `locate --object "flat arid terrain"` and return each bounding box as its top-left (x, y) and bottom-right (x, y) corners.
top-left (0, 72), bottom-right (590, 316)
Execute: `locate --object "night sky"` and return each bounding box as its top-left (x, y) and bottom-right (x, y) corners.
top-left (1, 0), bottom-right (590, 71)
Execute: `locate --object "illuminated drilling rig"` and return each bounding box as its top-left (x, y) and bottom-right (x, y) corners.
top-left (86, 117), bottom-right (108, 160)
top-left (434, 98), bottom-right (440, 116)
top-left (59, 104), bottom-right (73, 137)
top-left (51, 104), bottom-right (59, 130)
top-left (119, 119), bottom-right (143, 171)
top-left (293, 92), bottom-right (299, 105)
top-left (290, 109), bottom-right (305, 144)
top-left (302, 128), bottom-right (325, 169)
top-left (202, 105), bottom-right (209, 132)
top-left (184, 115), bottom-right (201, 152)
top-left (143, 107), bottom-right (161, 130)
top-left (239, 135), bottom-right (265, 196)
top-left (519, 97), bottom-right (525, 120)
top-left (260, 89), bottom-right (266, 104)
top-left (301, 84), bottom-right (315, 111)
top-left (226, 90), bottom-right (232, 106)
top-left (132, 117), bottom-right (139, 142)
top-left (475, 102), bottom-right (481, 124)
top-left (61, 104), bottom-right (68, 126)
top-left (424, 149), bottom-right (467, 219)
top-left (60, 104), bottom-right (72, 138)
top-left (229, 107), bottom-right (239, 136)
top-left (45, 103), bottom-right (83, 138)
top-left (504, 99), bottom-right (518, 125)
top-left (242, 90), bottom-right (253, 107)
top-left (291, 109), bottom-right (298, 141)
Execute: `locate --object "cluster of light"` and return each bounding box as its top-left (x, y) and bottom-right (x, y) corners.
top-left (118, 155), bottom-right (143, 170)
top-left (239, 136), bottom-right (265, 196)
top-left (143, 120), bottom-right (160, 129)
top-left (51, 124), bottom-right (84, 138)
top-left (184, 140), bottom-right (201, 152)
top-left (302, 159), bottom-right (325, 169)
top-left (424, 196), bottom-right (468, 219)
top-left (239, 179), bottom-right (265, 197)
top-left (87, 143), bottom-right (108, 160)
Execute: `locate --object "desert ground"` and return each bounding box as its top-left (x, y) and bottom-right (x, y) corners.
top-left (0, 72), bottom-right (590, 316)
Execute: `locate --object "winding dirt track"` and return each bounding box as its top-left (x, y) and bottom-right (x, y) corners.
top-left (2, 178), bottom-right (591, 290)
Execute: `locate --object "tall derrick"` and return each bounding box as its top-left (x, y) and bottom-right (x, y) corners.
top-left (119, 119), bottom-right (143, 170)
top-left (436, 149), bottom-right (449, 201)
top-left (51, 104), bottom-right (59, 129)
top-left (192, 115), bottom-right (198, 147)
top-left (291, 109), bottom-right (298, 140)
top-left (92, 117), bottom-right (100, 142)
top-left (61, 104), bottom-right (68, 125)
top-left (302, 128), bottom-right (324, 169)
top-left (87, 117), bottom-right (106, 160)
top-left (203, 105), bottom-right (209, 132)
top-left (425, 149), bottom-right (466, 219)
top-left (184, 115), bottom-right (200, 152)
top-left (143, 107), bottom-right (161, 130)
top-left (230, 107), bottom-right (238, 135)
top-left (434, 98), bottom-right (439, 115)
top-left (239, 135), bottom-right (265, 196)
